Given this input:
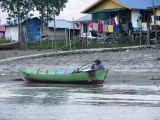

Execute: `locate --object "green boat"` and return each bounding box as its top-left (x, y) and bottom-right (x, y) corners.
top-left (19, 68), bottom-right (108, 84)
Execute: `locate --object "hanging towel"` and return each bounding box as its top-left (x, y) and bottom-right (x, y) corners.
top-left (111, 17), bottom-right (116, 25)
top-left (151, 15), bottom-right (155, 25)
top-left (137, 20), bottom-right (142, 29)
top-left (114, 16), bottom-right (118, 25)
top-left (142, 23), bottom-right (147, 31)
top-left (108, 25), bottom-right (113, 33)
top-left (88, 21), bottom-right (93, 28)
top-left (155, 15), bottom-right (159, 20)
top-left (103, 21), bottom-right (108, 32)
top-left (98, 19), bottom-right (103, 33)
top-left (88, 21), bottom-right (93, 31)
top-left (113, 25), bottom-right (119, 32)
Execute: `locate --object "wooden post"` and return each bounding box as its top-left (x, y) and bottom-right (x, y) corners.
top-left (72, 17), bottom-right (75, 39)
top-left (65, 28), bottom-right (68, 48)
top-left (147, 22), bottom-right (150, 45)
top-left (53, 14), bottom-right (57, 50)
top-left (69, 28), bottom-right (71, 49)
top-left (139, 29), bottom-right (142, 46)
top-left (52, 27), bottom-right (54, 50)
top-left (151, 0), bottom-right (158, 47)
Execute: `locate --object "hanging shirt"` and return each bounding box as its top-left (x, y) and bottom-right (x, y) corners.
top-left (114, 16), bottom-right (118, 25)
top-left (113, 25), bottom-right (119, 32)
top-left (111, 17), bottom-right (116, 25)
top-left (98, 19), bottom-right (103, 33)
top-left (108, 25), bottom-right (113, 33)
top-left (103, 21), bottom-right (108, 32)
top-left (88, 21), bottom-right (93, 28)
top-left (88, 21), bottom-right (93, 31)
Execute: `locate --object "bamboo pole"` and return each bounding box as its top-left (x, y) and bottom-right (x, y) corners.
top-left (151, 0), bottom-right (158, 47)
top-left (65, 28), bottom-right (68, 48)
top-left (69, 28), bottom-right (71, 49)
top-left (53, 14), bottom-right (57, 50)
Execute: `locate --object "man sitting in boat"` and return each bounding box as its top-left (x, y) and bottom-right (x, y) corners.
top-left (88, 59), bottom-right (104, 82)
top-left (91, 59), bottom-right (104, 71)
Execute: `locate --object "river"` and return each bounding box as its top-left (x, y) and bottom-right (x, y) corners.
top-left (0, 49), bottom-right (160, 120)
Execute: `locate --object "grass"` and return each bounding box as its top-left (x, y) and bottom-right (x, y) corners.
top-left (18, 33), bottom-right (160, 50)
top-left (0, 39), bottom-right (11, 44)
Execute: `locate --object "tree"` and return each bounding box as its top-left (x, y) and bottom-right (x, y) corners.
top-left (0, 0), bottom-right (68, 43)
top-left (0, 0), bottom-right (33, 42)
top-left (32, 0), bottom-right (68, 41)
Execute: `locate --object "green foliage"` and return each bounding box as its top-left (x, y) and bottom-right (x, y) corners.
top-left (0, 0), bottom-right (68, 22)
top-left (0, 39), bottom-right (11, 44)
top-left (32, 0), bottom-right (68, 22)
top-left (0, 0), bottom-right (33, 20)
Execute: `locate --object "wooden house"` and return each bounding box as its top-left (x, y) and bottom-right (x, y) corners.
top-left (75, 15), bottom-right (94, 38)
top-left (5, 23), bottom-right (18, 41)
top-left (47, 19), bottom-right (80, 40)
top-left (4, 17), bottom-right (41, 42)
top-left (0, 26), bottom-right (5, 39)
top-left (81, 0), bottom-right (160, 34)
top-left (23, 17), bottom-right (41, 42)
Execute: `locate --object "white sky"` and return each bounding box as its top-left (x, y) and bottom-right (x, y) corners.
top-left (0, 0), bottom-right (97, 24)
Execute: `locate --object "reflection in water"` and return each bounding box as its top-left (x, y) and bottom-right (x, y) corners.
top-left (1, 82), bottom-right (160, 107)
top-left (0, 82), bottom-right (160, 120)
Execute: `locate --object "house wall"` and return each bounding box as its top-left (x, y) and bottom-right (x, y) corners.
top-left (5, 26), bottom-right (18, 41)
top-left (0, 32), bottom-right (5, 39)
top-left (131, 10), bottom-right (149, 31)
top-left (25, 18), bottom-right (41, 42)
top-left (156, 8), bottom-right (160, 25)
top-left (44, 28), bottom-right (67, 40)
top-left (131, 10), bottom-right (140, 23)
top-left (80, 23), bottom-right (92, 38)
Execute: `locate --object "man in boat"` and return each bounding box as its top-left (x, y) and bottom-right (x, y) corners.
top-left (91, 59), bottom-right (104, 71)
top-left (88, 59), bottom-right (105, 82)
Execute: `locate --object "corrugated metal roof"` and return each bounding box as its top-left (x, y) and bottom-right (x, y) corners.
top-left (48, 19), bottom-right (80, 29)
top-left (116, 0), bottom-right (160, 9)
top-left (48, 19), bottom-right (71, 29)
top-left (76, 14), bottom-right (92, 22)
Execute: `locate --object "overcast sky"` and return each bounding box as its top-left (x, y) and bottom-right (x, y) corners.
top-left (0, 0), bottom-right (97, 24)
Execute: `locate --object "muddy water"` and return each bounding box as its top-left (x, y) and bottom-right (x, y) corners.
top-left (0, 49), bottom-right (160, 120)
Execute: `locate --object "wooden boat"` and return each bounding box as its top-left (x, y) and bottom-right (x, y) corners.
top-left (0, 42), bottom-right (19, 50)
top-left (19, 68), bottom-right (108, 84)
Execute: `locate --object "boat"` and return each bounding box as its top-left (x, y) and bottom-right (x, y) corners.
top-left (19, 68), bottom-right (108, 84)
top-left (0, 42), bottom-right (20, 50)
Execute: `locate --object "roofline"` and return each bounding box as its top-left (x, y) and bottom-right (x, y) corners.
top-left (80, 0), bottom-right (103, 13)
top-left (111, 0), bottom-right (131, 9)
top-left (148, 5), bottom-right (160, 9)
top-left (81, 0), bottom-right (131, 13)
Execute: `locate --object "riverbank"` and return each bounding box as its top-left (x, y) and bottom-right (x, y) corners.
top-left (0, 45), bottom-right (159, 63)
top-left (0, 46), bottom-right (160, 86)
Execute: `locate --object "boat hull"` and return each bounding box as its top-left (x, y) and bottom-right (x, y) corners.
top-left (25, 77), bottom-right (105, 84)
top-left (0, 42), bottom-right (19, 50)
top-left (19, 69), bottom-right (108, 84)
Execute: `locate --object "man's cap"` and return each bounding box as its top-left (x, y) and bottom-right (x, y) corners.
top-left (94, 59), bottom-right (101, 63)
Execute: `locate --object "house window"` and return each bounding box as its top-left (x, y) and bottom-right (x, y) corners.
top-left (119, 11), bottom-right (131, 24)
